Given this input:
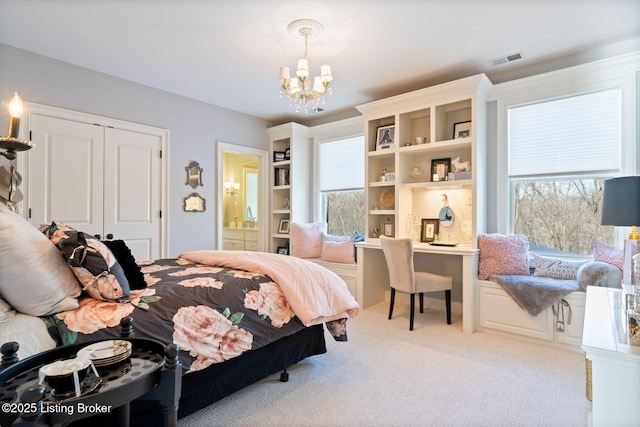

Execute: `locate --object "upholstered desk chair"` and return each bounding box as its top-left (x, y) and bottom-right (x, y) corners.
top-left (379, 236), bottom-right (452, 330)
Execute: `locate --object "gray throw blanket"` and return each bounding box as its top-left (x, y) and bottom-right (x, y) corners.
top-left (490, 275), bottom-right (582, 316)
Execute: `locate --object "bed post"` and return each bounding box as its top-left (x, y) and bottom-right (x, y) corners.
top-left (120, 316), bottom-right (134, 337)
top-left (0, 341), bottom-right (19, 369)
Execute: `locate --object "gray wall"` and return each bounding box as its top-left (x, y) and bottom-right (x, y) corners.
top-left (0, 43), bottom-right (270, 256)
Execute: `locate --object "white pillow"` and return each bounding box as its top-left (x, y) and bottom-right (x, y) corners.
top-left (0, 204), bottom-right (82, 315)
top-left (0, 296), bottom-right (15, 323)
top-left (532, 254), bottom-right (587, 280)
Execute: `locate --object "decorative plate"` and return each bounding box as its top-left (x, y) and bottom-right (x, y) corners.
top-left (379, 189), bottom-right (395, 209)
top-left (77, 340), bottom-right (132, 366)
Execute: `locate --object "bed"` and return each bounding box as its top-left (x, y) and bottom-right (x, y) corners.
top-left (0, 206), bottom-right (359, 425)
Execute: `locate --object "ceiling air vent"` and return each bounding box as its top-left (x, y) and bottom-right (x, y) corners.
top-left (490, 51), bottom-right (524, 67)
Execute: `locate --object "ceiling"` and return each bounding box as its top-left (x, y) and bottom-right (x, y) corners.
top-left (1, 0), bottom-right (639, 125)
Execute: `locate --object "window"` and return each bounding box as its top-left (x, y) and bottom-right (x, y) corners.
top-left (508, 89), bottom-right (621, 255)
top-left (319, 136), bottom-right (365, 236)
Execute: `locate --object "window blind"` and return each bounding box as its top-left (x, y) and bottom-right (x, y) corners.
top-left (320, 136), bottom-right (365, 191)
top-left (508, 88), bottom-right (621, 177)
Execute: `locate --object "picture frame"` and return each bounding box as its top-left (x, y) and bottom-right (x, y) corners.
top-left (278, 219), bottom-right (290, 234)
top-left (277, 246), bottom-right (289, 255)
top-left (284, 147), bottom-right (291, 160)
top-left (420, 218), bottom-right (439, 243)
top-left (453, 121), bottom-right (471, 139)
top-left (376, 124), bottom-right (395, 150)
top-left (273, 151), bottom-right (286, 162)
top-left (383, 221), bottom-right (394, 237)
top-left (431, 158), bottom-right (451, 182)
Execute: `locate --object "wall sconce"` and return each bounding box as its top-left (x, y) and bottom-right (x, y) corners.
top-left (0, 93), bottom-right (35, 202)
top-left (224, 181), bottom-right (240, 195)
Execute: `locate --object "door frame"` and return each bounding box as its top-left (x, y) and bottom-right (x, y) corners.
top-left (22, 102), bottom-right (170, 257)
top-left (216, 141), bottom-right (268, 251)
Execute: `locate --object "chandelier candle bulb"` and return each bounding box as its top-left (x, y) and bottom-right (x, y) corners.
top-left (296, 59), bottom-right (309, 77)
top-left (279, 67), bottom-right (290, 82)
top-left (7, 92), bottom-right (23, 139)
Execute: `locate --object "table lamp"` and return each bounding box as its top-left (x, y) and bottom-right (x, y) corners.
top-left (601, 176), bottom-right (640, 286)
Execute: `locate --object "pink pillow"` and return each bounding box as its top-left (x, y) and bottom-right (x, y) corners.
top-left (321, 239), bottom-right (355, 264)
top-left (478, 234), bottom-right (530, 280)
top-left (591, 239), bottom-right (623, 270)
top-left (290, 222), bottom-right (326, 259)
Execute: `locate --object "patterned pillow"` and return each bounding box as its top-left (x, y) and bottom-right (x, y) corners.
top-left (478, 233), bottom-right (530, 280)
top-left (290, 222), bottom-right (327, 259)
top-left (532, 254), bottom-right (587, 280)
top-left (591, 239), bottom-right (623, 270)
top-left (40, 221), bottom-right (130, 302)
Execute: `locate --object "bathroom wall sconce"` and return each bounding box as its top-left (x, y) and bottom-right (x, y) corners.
top-left (224, 181), bottom-right (240, 195)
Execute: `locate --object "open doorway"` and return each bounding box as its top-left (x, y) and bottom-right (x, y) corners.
top-left (216, 142), bottom-right (268, 251)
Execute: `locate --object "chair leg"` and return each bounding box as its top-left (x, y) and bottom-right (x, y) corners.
top-left (409, 293), bottom-right (415, 331)
top-left (419, 293), bottom-right (424, 313)
top-left (388, 288), bottom-right (396, 320)
top-left (445, 289), bottom-right (451, 325)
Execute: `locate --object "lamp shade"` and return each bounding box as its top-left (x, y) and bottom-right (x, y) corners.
top-left (601, 176), bottom-right (640, 226)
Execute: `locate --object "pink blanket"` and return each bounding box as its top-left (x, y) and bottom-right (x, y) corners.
top-left (180, 250), bottom-right (360, 326)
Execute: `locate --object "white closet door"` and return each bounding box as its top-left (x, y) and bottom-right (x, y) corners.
top-left (103, 127), bottom-right (162, 261)
top-left (28, 114), bottom-right (104, 237)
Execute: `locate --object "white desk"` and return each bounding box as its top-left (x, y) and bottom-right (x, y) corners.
top-left (356, 240), bottom-right (479, 333)
top-left (582, 286), bottom-right (640, 427)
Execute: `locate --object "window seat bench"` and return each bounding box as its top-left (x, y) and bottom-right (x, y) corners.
top-left (476, 279), bottom-right (586, 351)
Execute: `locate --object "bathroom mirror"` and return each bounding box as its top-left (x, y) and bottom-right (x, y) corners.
top-left (244, 167), bottom-right (258, 222)
top-left (186, 161), bottom-right (203, 189)
top-left (439, 206), bottom-right (454, 227)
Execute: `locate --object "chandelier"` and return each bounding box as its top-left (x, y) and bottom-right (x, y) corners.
top-left (279, 19), bottom-right (333, 113)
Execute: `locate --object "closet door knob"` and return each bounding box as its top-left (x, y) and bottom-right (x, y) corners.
top-left (94, 234), bottom-right (101, 240)
top-left (106, 233), bottom-right (114, 240)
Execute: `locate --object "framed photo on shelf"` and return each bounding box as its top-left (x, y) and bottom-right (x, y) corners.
top-left (431, 158), bottom-right (451, 182)
top-left (284, 148), bottom-right (291, 160)
top-left (420, 218), bottom-right (439, 243)
top-left (383, 221), bottom-right (394, 237)
top-left (278, 219), bottom-right (290, 234)
top-left (453, 121), bottom-right (471, 139)
top-left (277, 246), bottom-right (289, 255)
top-left (273, 151), bottom-right (286, 162)
top-left (376, 125), bottom-right (395, 150)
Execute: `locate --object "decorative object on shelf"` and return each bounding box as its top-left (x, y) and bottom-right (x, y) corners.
top-left (279, 19), bottom-right (333, 114)
top-left (431, 158), bottom-right (451, 182)
top-left (406, 210), bottom-right (420, 242)
top-left (186, 161), bottom-right (203, 189)
top-left (415, 136), bottom-right (429, 145)
top-left (0, 93), bottom-right (35, 207)
top-left (370, 227), bottom-right (379, 238)
top-left (453, 120), bottom-right (471, 139)
top-left (274, 168), bottom-right (289, 186)
top-left (284, 148), bottom-right (291, 160)
top-left (224, 181), bottom-right (240, 195)
top-left (278, 219), bottom-right (290, 234)
top-left (384, 171), bottom-right (395, 182)
top-left (409, 164), bottom-right (425, 182)
top-left (273, 151), bottom-right (286, 162)
top-left (184, 192), bottom-right (206, 212)
top-left (438, 193), bottom-right (455, 227)
top-left (379, 168), bottom-right (387, 182)
top-left (420, 218), bottom-right (439, 243)
top-left (451, 156), bottom-right (471, 172)
top-left (281, 197), bottom-right (290, 210)
top-left (601, 176), bottom-right (640, 286)
top-left (376, 124), bottom-right (395, 150)
top-left (383, 220), bottom-right (394, 237)
top-left (379, 188), bottom-right (395, 209)
top-left (277, 246), bottom-right (289, 255)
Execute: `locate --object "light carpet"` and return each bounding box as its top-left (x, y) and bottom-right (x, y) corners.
top-left (179, 302), bottom-right (591, 427)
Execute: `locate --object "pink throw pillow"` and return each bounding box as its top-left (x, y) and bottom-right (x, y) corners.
top-left (290, 222), bottom-right (326, 259)
top-left (591, 239), bottom-right (623, 270)
top-left (321, 239), bottom-right (355, 264)
top-left (478, 234), bottom-right (530, 280)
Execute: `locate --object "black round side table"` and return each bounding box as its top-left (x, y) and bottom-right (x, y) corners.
top-left (0, 333), bottom-right (181, 427)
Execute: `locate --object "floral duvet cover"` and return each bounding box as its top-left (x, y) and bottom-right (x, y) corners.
top-left (44, 257), bottom-right (347, 373)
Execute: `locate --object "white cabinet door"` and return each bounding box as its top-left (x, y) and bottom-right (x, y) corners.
top-left (104, 128), bottom-right (162, 261)
top-left (28, 114), bottom-right (104, 237)
top-left (28, 114), bottom-right (162, 261)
